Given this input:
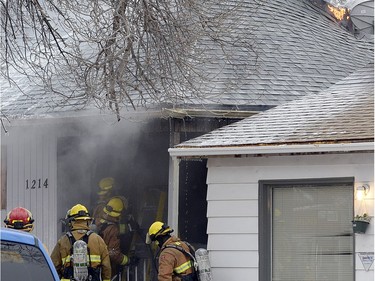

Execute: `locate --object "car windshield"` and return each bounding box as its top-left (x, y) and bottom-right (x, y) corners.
top-left (1, 241), bottom-right (56, 281)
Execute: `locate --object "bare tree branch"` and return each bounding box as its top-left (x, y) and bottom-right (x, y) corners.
top-left (1, 0), bottom-right (258, 120)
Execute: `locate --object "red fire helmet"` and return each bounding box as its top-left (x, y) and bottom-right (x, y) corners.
top-left (4, 207), bottom-right (34, 232)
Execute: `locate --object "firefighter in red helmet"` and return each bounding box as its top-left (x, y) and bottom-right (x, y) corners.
top-left (4, 207), bottom-right (35, 232)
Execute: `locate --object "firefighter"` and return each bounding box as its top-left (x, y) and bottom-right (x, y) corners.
top-left (97, 196), bottom-right (139, 281)
top-left (3, 207), bottom-right (34, 232)
top-left (92, 177), bottom-right (115, 225)
top-left (51, 204), bottom-right (111, 281)
top-left (146, 221), bottom-right (197, 281)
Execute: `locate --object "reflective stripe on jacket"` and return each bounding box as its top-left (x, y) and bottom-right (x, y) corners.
top-left (98, 221), bottom-right (128, 278)
top-left (50, 221), bottom-right (111, 281)
top-left (158, 236), bottom-right (194, 281)
top-left (174, 260), bottom-right (194, 274)
top-left (63, 253), bottom-right (102, 263)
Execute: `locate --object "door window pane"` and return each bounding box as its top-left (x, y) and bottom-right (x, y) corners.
top-left (272, 183), bottom-right (353, 281)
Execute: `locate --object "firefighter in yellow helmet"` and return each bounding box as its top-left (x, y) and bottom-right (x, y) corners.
top-left (50, 204), bottom-right (111, 281)
top-left (146, 221), bottom-right (198, 281)
top-left (92, 177), bottom-right (115, 225)
top-left (4, 207), bottom-right (34, 232)
top-left (97, 196), bottom-right (139, 281)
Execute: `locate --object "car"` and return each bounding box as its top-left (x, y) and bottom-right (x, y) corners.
top-left (1, 227), bottom-right (60, 281)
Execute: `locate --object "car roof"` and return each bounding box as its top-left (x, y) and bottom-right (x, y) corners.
top-left (0, 227), bottom-right (39, 245)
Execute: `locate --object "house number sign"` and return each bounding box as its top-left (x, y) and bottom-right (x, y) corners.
top-left (26, 178), bottom-right (49, 189)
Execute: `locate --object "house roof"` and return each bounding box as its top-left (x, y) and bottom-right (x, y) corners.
top-left (0, 0), bottom-right (373, 119)
top-left (171, 63), bottom-right (374, 153)
top-left (172, 0), bottom-right (374, 109)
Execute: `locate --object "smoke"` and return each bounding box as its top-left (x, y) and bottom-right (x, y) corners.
top-left (54, 115), bottom-right (167, 229)
top-left (324, 0), bottom-right (352, 7)
top-left (1, 113), bottom-right (171, 250)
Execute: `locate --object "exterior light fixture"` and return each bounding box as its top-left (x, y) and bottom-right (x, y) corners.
top-left (356, 184), bottom-right (370, 200)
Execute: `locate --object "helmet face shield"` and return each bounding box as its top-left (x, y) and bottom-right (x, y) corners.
top-left (145, 233), bottom-right (152, 244)
top-left (145, 233), bottom-right (160, 245)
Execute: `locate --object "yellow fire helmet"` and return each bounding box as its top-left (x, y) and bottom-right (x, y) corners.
top-left (98, 177), bottom-right (114, 195)
top-left (103, 196), bottom-right (128, 218)
top-left (145, 221), bottom-right (173, 244)
top-left (68, 204), bottom-right (92, 221)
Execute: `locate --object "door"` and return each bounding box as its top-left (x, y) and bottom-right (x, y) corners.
top-left (259, 178), bottom-right (354, 281)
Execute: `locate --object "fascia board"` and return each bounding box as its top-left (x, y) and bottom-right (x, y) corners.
top-left (169, 142), bottom-right (374, 157)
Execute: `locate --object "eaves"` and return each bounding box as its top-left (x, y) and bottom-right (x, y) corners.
top-left (169, 141), bottom-right (374, 159)
top-left (162, 108), bottom-right (260, 119)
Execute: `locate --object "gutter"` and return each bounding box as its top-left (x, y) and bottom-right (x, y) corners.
top-left (169, 142), bottom-right (374, 158)
top-left (162, 108), bottom-right (260, 119)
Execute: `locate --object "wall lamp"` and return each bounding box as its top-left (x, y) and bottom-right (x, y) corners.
top-left (356, 184), bottom-right (370, 200)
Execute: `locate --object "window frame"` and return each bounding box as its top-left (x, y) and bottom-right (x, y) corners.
top-left (258, 177), bottom-right (355, 281)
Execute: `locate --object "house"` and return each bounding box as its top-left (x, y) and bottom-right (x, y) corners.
top-left (169, 63), bottom-right (374, 281)
top-left (0, 0), bottom-right (373, 271)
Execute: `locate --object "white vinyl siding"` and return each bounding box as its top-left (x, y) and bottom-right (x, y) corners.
top-left (2, 125), bottom-right (58, 251)
top-left (206, 153), bottom-right (374, 281)
top-left (0, 144), bottom-right (6, 209)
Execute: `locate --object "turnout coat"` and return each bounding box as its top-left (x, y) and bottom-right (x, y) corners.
top-left (50, 220), bottom-right (111, 281)
top-left (158, 236), bottom-right (196, 281)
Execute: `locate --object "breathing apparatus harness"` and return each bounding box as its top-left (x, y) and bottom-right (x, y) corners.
top-left (158, 240), bottom-right (200, 281)
top-left (63, 230), bottom-right (100, 281)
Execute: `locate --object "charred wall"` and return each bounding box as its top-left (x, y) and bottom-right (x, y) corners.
top-left (171, 117), bottom-right (240, 246)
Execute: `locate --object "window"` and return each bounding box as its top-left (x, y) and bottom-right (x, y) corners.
top-left (259, 178), bottom-right (354, 281)
top-left (1, 241), bottom-right (56, 281)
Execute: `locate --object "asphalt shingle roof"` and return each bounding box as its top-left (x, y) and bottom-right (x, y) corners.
top-left (191, 0), bottom-right (373, 107)
top-left (175, 63), bottom-right (374, 148)
top-left (0, 0), bottom-right (373, 118)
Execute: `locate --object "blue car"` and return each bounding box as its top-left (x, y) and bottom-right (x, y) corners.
top-left (1, 227), bottom-right (60, 281)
